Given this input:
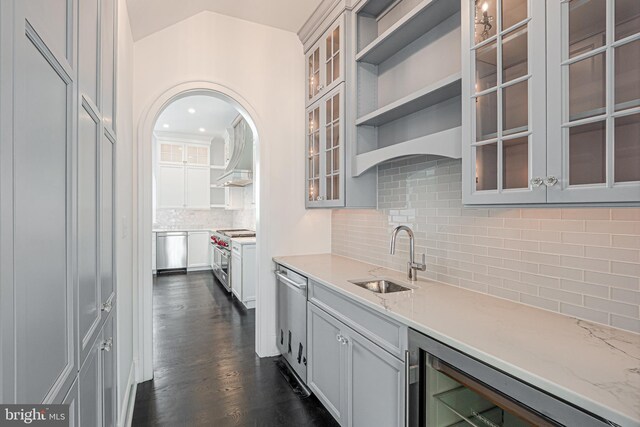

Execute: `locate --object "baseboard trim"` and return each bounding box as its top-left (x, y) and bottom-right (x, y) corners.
top-left (118, 362), bottom-right (137, 427)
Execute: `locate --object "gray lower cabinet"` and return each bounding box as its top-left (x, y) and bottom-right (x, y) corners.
top-left (308, 303), bottom-right (347, 424)
top-left (308, 302), bottom-right (405, 427)
top-left (79, 310), bottom-right (117, 427)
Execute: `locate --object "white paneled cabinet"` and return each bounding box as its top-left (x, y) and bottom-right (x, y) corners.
top-left (157, 164), bottom-right (185, 208)
top-left (185, 166), bottom-right (210, 209)
top-left (463, 0), bottom-right (640, 205)
top-left (230, 240), bottom-right (256, 309)
top-left (156, 138), bottom-right (211, 209)
top-left (187, 232), bottom-right (211, 270)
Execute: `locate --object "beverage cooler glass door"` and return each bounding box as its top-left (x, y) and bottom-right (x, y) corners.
top-left (407, 329), bottom-right (614, 427)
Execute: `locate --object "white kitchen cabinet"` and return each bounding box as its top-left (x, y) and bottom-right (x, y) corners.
top-left (156, 137), bottom-right (212, 209)
top-left (157, 164), bottom-right (185, 208)
top-left (185, 166), bottom-right (210, 209)
top-left (230, 240), bottom-right (256, 309)
top-left (462, 0), bottom-right (640, 205)
top-left (187, 231), bottom-right (211, 271)
top-left (306, 15), bottom-right (345, 107)
top-left (225, 187), bottom-right (244, 210)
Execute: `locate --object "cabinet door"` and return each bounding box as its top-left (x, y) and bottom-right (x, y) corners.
top-left (323, 16), bottom-right (345, 96)
top-left (78, 103), bottom-right (102, 366)
top-left (79, 336), bottom-right (102, 427)
top-left (79, 0), bottom-right (99, 104)
top-left (63, 380), bottom-right (79, 427)
top-left (231, 251), bottom-right (242, 300)
top-left (462, 0), bottom-right (547, 205)
top-left (186, 144), bottom-right (209, 166)
top-left (101, 133), bottom-right (115, 317)
top-left (101, 0), bottom-right (116, 131)
top-left (306, 41), bottom-right (323, 106)
top-left (13, 0), bottom-right (77, 401)
top-left (157, 164), bottom-right (185, 208)
top-left (158, 142), bottom-right (184, 164)
top-left (346, 328), bottom-right (405, 427)
top-left (188, 232), bottom-right (210, 268)
top-left (546, 0), bottom-right (640, 203)
top-left (320, 85), bottom-right (345, 208)
top-left (306, 85), bottom-right (345, 208)
top-left (101, 313), bottom-right (116, 427)
top-left (185, 166), bottom-right (210, 208)
top-left (306, 102), bottom-right (322, 206)
top-left (308, 304), bottom-right (347, 425)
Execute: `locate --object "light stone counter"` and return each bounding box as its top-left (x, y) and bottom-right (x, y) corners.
top-left (273, 254), bottom-right (640, 427)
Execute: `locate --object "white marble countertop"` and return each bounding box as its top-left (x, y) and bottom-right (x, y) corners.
top-left (273, 254), bottom-right (640, 427)
top-left (231, 237), bottom-right (256, 245)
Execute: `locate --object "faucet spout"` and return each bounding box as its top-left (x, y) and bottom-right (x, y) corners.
top-left (390, 225), bottom-right (425, 281)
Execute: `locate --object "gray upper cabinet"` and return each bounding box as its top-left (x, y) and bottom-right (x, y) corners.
top-left (306, 15), bottom-right (346, 108)
top-left (302, 7), bottom-right (378, 209)
top-left (79, 0), bottom-right (99, 106)
top-left (101, 132), bottom-right (115, 319)
top-left (546, 0), bottom-right (640, 203)
top-left (463, 0), bottom-right (640, 205)
top-left (101, 0), bottom-right (116, 132)
top-left (307, 302), bottom-right (405, 427)
top-left (11, 0), bottom-right (76, 404)
top-left (306, 84), bottom-right (346, 208)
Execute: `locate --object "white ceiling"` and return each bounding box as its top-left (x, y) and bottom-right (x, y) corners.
top-left (126, 0), bottom-right (323, 41)
top-left (154, 95), bottom-right (239, 137)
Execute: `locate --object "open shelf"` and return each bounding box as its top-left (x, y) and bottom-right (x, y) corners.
top-left (356, 0), bottom-right (460, 65)
top-left (358, 0), bottom-right (397, 18)
top-left (210, 165), bottom-right (225, 170)
top-left (354, 126), bottom-right (461, 175)
top-left (356, 73), bottom-right (461, 127)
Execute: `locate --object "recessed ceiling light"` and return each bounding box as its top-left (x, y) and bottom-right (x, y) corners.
top-left (162, 123), bottom-right (169, 128)
top-left (188, 108), bottom-right (196, 114)
top-left (199, 127), bottom-right (206, 132)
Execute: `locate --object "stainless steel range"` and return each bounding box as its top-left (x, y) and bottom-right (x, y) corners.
top-left (211, 229), bottom-right (255, 291)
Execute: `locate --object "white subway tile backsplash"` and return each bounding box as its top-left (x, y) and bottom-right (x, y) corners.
top-left (332, 157), bottom-right (640, 334)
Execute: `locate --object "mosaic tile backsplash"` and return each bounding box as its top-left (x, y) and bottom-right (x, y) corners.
top-left (154, 208), bottom-right (234, 229)
top-left (332, 157), bottom-right (640, 334)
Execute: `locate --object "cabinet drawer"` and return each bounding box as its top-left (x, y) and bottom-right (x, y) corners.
top-left (231, 241), bottom-right (242, 253)
top-left (309, 280), bottom-right (407, 360)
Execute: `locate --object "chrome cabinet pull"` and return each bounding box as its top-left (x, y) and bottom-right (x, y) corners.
top-left (530, 177), bottom-right (543, 187)
top-left (101, 337), bottom-right (113, 352)
top-left (101, 300), bottom-right (112, 312)
top-left (544, 176), bottom-right (558, 187)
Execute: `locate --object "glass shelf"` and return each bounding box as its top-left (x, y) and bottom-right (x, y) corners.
top-left (434, 386), bottom-right (533, 427)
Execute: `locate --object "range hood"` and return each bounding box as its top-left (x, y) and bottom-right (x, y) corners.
top-left (217, 117), bottom-right (254, 187)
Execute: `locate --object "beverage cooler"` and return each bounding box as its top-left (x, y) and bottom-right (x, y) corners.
top-left (407, 329), bottom-right (615, 427)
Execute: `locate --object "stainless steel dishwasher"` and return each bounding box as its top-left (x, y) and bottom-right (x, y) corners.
top-left (156, 231), bottom-right (187, 273)
top-left (276, 265), bottom-right (308, 384)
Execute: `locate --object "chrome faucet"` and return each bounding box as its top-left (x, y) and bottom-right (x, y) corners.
top-left (390, 225), bottom-right (426, 282)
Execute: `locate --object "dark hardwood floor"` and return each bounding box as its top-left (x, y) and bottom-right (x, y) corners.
top-left (132, 271), bottom-right (339, 427)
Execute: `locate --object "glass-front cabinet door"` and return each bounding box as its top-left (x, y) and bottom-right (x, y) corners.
top-left (547, 0), bottom-right (640, 203)
top-left (305, 15), bottom-right (345, 108)
top-left (463, 0), bottom-right (547, 204)
top-left (306, 85), bottom-right (345, 208)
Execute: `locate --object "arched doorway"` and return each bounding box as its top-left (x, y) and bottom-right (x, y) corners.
top-left (135, 81), bottom-right (265, 382)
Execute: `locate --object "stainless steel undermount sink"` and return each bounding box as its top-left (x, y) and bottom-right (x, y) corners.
top-left (349, 279), bottom-right (410, 294)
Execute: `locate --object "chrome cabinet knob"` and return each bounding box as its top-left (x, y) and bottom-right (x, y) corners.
top-left (530, 177), bottom-right (543, 187)
top-left (101, 300), bottom-right (112, 312)
top-left (341, 336), bottom-right (348, 345)
top-left (336, 334), bottom-right (342, 342)
top-left (544, 176), bottom-right (558, 187)
top-left (101, 337), bottom-right (113, 352)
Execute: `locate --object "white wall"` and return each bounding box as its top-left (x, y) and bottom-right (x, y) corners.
top-left (133, 11), bottom-right (331, 357)
top-left (116, 0), bottom-right (136, 421)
